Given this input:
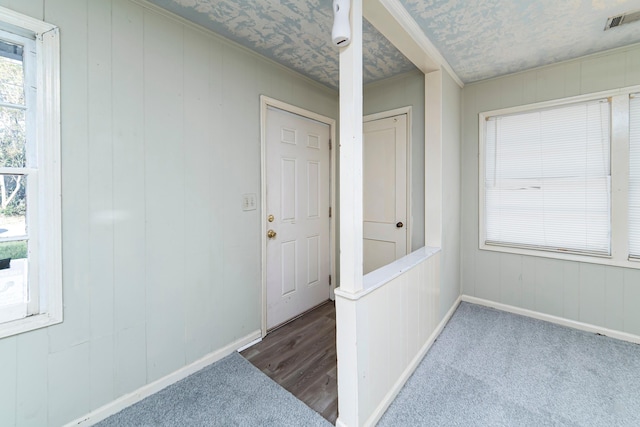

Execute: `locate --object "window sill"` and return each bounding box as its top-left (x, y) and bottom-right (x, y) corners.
top-left (480, 242), bottom-right (640, 269)
top-left (0, 311), bottom-right (62, 339)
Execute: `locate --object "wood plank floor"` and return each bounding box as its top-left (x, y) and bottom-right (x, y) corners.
top-left (240, 301), bottom-right (338, 424)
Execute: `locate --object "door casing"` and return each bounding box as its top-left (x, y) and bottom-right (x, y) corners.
top-left (363, 106), bottom-right (413, 256)
top-left (260, 95), bottom-right (337, 337)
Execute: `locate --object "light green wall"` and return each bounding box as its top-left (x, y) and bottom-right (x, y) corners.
top-left (364, 70), bottom-right (426, 250)
top-left (440, 69), bottom-right (462, 318)
top-left (0, 0), bottom-right (337, 425)
top-left (363, 68), bottom-right (462, 320)
top-left (461, 43), bottom-right (640, 335)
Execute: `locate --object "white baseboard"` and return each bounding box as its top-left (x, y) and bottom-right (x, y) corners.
top-left (362, 295), bottom-right (463, 427)
top-left (65, 330), bottom-right (262, 427)
top-left (236, 336), bottom-right (262, 352)
top-left (462, 295), bottom-right (640, 345)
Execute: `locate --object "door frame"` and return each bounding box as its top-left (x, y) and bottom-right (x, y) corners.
top-left (260, 95), bottom-right (337, 337)
top-left (363, 106), bottom-right (413, 254)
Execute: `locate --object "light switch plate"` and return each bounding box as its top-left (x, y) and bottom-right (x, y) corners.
top-left (242, 193), bottom-right (257, 211)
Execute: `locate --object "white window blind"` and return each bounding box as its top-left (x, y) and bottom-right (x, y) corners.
top-left (630, 94), bottom-right (640, 258)
top-left (484, 99), bottom-right (611, 255)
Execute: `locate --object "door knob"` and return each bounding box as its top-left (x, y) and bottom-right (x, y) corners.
top-left (396, 222), bottom-right (404, 228)
top-left (267, 229), bottom-right (277, 239)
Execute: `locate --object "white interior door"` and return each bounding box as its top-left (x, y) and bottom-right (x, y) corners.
top-left (265, 106), bottom-right (331, 330)
top-left (363, 114), bottom-right (408, 274)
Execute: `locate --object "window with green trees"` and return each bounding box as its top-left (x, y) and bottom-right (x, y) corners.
top-left (0, 7), bottom-right (61, 338)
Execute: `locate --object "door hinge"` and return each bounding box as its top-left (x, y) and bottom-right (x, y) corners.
top-left (329, 206), bottom-right (332, 218)
top-left (329, 139), bottom-right (332, 150)
top-left (329, 275), bottom-right (332, 286)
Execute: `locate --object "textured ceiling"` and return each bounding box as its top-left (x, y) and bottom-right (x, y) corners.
top-left (148, 0), bottom-right (417, 89)
top-left (400, 0), bottom-right (640, 82)
top-left (149, 0), bottom-right (640, 86)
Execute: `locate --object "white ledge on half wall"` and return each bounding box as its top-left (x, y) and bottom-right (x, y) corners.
top-left (335, 246), bottom-right (441, 301)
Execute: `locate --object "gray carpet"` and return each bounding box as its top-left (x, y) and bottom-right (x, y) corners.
top-left (378, 302), bottom-right (640, 426)
top-left (96, 352), bottom-right (330, 427)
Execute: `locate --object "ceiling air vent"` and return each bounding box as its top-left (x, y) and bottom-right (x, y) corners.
top-left (605, 9), bottom-right (640, 30)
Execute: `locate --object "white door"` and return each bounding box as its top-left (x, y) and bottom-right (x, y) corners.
top-left (363, 114), bottom-right (408, 274)
top-left (265, 106), bottom-right (331, 330)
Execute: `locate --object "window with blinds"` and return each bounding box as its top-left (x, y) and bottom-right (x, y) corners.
top-left (483, 99), bottom-right (611, 255)
top-left (630, 94), bottom-right (640, 258)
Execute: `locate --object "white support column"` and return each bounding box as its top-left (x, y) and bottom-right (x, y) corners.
top-left (335, 296), bottom-right (360, 427)
top-left (339, 0), bottom-right (364, 294)
top-left (336, 1), bottom-right (363, 426)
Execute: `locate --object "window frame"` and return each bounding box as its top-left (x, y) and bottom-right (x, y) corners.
top-left (0, 6), bottom-right (61, 339)
top-left (479, 85), bottom-right (640, 269)
top-left (629, 93), bottom-right (640, 259)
